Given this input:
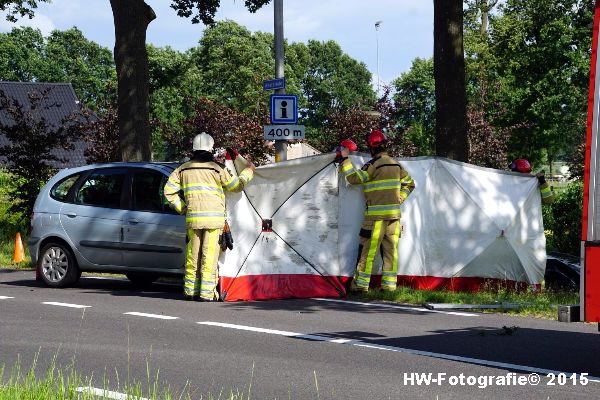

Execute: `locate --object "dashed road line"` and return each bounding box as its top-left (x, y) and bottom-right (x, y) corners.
top-left (124, 312), bottom-right (178, 320)
top-left (42, 301), bottom-right (91, 309)
top-left (198, 321), bottom-right (600, 382)
top-left (314, 298), bottom-right (479, 317)
top-left (0, 295), bottom-right (14, 299)
top-left (76, 387), bottom-right (148, 400)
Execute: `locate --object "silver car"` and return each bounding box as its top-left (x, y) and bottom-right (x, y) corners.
top-left (28, 162), bottom-right (186, 288)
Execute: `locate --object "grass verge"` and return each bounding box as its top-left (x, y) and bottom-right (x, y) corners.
top-left (348, 285), bottom-right (579, 319)
top-left (0, 355), bottom-right (252, 400)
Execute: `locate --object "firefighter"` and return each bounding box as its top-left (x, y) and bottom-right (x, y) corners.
top-left (336, 130), bottom-right (415, 292)
top-left (509, 159), bottom-right (555, 205)
top-left (164, 133), bottom-right (255, 301)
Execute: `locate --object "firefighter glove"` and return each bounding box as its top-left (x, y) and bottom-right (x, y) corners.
top-left (334, 146), bottom-right (349, 163)
top-left (225, 147), bottom-right (239, 160)
top-left (536, 171), bottom-right (546, 185)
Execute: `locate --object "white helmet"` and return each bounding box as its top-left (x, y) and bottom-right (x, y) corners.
top-left (192, 132), bottom-right (214, 152)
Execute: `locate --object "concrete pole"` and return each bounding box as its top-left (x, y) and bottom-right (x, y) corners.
top-left (274, 0), bottom-right (287, 162)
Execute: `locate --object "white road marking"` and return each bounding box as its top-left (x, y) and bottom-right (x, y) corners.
top-left (314, 298), bottom-right (478, 317)
top-left (124, 312), bottom-right (178, 320)
top-left (83, 276), bottom-right (124, 280)
top-left (0, 296), bottom-right (14, 299)
top-left (76, 387), bottom-right (148, 400)
top-left (42, 301), bottom-right (91, 309)
top-left (198, 321), bottom-right (600, 383)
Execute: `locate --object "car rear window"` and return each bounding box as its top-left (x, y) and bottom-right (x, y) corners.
top-left (76, 169), bottom-right (126, 208)
top-left (50, 174), bottom-right (80, 201)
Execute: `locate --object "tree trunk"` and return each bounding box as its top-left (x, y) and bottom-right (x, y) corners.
top-left (110, 0), bottom-right (155, 161)
top-left (480, 0), bottom-right (489, 36)
top-left (434, 0), bottom-right (468, 161)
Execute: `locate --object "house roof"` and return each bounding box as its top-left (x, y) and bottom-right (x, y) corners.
top-left (0, 81), bottom-right (89, 168)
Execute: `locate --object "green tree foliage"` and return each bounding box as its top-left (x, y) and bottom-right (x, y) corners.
top-left (0, 89), bottom-right (78, 218)
top-left (108, 0), bottom-right (272, 161)
top-left (0, 27), bottom-right (116, 110)
top-left (170, 0), bottom-right (271, 24)
top-left (163, 98), bottom-right (271, 165)
top-left (0, 0), bottom-right (49, 22)
top-left (147, 44), bottom-right (201, 159)
top-left (301, 40), bottom-right (376, 130)
top-left (543, 182), bottom-right (583, 255)
top-left (489, 0), bottom-right (594, 169)
top-left (392, 58), bottom-right (436, 156)
top-left (191, 21), bottom-right (277, 115)
top-left (316, 87), bottom-right (417, 157)
top-left (0, 27), bottom-right (45, 81)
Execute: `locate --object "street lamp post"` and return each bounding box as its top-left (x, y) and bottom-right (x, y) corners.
top-left (274, 0), bottom-right (286, 162)
top-left (375, 20), bottom-right (382, 93)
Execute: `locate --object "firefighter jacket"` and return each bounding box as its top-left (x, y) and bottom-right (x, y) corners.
top-left (539, 181), bottom-right (555, 205)
top-left (164, 154), bottom-right (253, 229)
top-left (340, 152), bottom-right (415, 221)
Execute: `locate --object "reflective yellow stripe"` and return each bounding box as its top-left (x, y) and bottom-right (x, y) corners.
top-left (540, 186), bottom-right (552, 197)
top-left (171, 197), bottom-right (184, 213)
top-left (224, 176), bottom-right (240, 190)
top-left (365, 204), bottom-right (402, 217)
top-left (240, 169), bottom-right (253, 182)
top-left (363, 179), bottom-right (402, 192)
top-left (364, 220), bottom-right (382, 276)
top-left (341, 162), bottom-right (353, 173)
top-left (200, 229), bottom-right (220, 300)
top-left (165, 179), bottom-right (180, 192)
top-left (391, 221), bottom-right (400, 274)
top-left (187, 216), bottom-right (224, 223)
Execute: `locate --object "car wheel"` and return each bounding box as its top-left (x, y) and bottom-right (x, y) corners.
top-left (126, 273), bottom-right (159, 287)
top-left (38, 242), bottom-right (79, 288)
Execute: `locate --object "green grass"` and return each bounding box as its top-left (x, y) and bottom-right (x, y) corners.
top-left (0, 231), bottom-right (32, 269)
top-left (348, 285), bottom-right (579, 319)
top-left (0, 355), bottom-right (252, 400)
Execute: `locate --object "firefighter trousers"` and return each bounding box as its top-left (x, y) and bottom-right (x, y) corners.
top-left (351, 219), bottom-right (401, 292)
top-left (185, 228), bottom-right (222, 300)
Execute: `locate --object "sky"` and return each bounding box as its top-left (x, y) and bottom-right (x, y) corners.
top-left (0, 0), bottom-right (434, 90)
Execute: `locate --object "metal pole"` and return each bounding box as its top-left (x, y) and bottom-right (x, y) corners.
top-left (274, 0), bottom-right (286, 162)
top-left (375, 21), bottom-right (382, 94)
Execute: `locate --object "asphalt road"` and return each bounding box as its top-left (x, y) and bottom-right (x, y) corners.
top-left (1, 269), bottom-right (599, 399)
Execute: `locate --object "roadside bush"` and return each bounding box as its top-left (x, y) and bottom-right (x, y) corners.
top-left (0, 89), bottom-right (79, 220)
top-left (543, 182), bottom-right (583, 256)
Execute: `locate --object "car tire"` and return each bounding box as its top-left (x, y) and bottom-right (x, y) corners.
top-left (126, 273), bottom-right (159, 287)
top-left (38, 242), bottom-right (79, 288)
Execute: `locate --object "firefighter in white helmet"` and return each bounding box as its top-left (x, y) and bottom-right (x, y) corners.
top-left (164, 133), bottom-right (255, 301)
top-left (337, 130), bottom-right (415, 292)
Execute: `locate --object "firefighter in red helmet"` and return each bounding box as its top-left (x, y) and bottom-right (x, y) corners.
top-left (509, 159), bottom-right (555, 205)
top-left (336, 130), bottom-right (415, 292)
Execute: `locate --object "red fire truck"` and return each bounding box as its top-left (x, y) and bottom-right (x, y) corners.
top-left (582, 0), bottom-right (600, 326)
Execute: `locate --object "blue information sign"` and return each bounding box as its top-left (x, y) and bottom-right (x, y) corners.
top-left (270, 94), bottom-right (298, 124)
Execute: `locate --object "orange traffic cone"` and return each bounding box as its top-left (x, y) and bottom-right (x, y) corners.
top-left (12, 232), bottom-right (25, 263)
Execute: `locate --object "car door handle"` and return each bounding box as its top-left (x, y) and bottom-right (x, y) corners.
top-left (65, 212), bottom-right (77, 218)
top-left (128, 219), bottom-right (139, 225)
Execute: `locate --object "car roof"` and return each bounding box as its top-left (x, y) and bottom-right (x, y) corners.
top-left (55, 162), bottom-right (181, 177)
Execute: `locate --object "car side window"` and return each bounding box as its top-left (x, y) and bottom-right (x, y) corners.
top-left (50, 174), bottom-right (80, 201)
top-left (76, 169), bottom-right (126, 208)
top-left (132, 169), bottom-right (178, 214)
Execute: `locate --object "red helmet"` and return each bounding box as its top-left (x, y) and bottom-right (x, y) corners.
top-left (340, 139), bottom-right (358, 152)
top-left (367, 130), bottom-right (387, 148)
top-left (509, 159), bottom-right (532, 173)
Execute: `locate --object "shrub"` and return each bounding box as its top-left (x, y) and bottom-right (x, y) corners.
top-left (544, 182), bottom-right (583, 256)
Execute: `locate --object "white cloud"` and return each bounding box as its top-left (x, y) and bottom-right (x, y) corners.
top-left (0, 11), bottom-right (55, 36)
